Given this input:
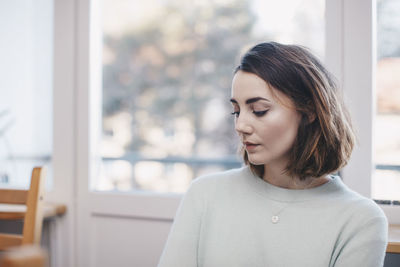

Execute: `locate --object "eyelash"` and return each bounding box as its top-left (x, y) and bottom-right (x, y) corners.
top-left (231, 110), bottom-right (268, 117)
top-left (231, 111), bottom-right (240, 117)
top-left (253, 110), bottom-right (268, 116)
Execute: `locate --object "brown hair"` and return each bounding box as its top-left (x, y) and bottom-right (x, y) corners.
top-left (235, 42), bottom-right (355, 180)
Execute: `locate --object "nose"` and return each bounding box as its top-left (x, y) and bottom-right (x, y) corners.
top-left (234, 113), bottom-right (253, 135)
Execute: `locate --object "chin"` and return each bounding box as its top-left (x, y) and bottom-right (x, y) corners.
top-left (247, 155), bottom-right (267, 166)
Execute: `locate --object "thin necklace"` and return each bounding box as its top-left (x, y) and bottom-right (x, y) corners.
top-left (270, 178), bottom-right (324, 224)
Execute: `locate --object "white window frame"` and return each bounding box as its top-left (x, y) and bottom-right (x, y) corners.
top-left (47, 0), bottom-right (78, 266)
top-left (325, 0), bottom-right (400, 224)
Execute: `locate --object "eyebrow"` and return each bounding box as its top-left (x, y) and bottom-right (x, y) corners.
top-left (230, 97), bottom-right (271, 104)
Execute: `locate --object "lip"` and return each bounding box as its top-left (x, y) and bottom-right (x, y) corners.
top-left (243, 142), bottom-right (259, 151)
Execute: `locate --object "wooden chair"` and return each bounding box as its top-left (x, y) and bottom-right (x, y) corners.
top-left (387, 225), bottom-right (400, 254)
top-left (0, 245), bottom-right (47, 267)
top-left (0, 167), bottom-right (46, 250)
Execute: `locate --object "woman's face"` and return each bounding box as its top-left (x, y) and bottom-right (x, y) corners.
top-left (231, 71), bottom-right (301, 167)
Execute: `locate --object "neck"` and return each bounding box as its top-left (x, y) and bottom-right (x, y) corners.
top-left (262, 164), bottom-right (330, 189)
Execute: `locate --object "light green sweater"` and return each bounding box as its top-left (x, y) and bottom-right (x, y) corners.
top-left (158, 167), bottom-right (388, 267)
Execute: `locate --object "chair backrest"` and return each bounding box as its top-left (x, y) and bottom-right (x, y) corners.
top-left (0, 167), bottom-right (46, 250)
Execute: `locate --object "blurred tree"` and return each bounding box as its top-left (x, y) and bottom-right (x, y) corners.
top-left (376, 0), bottom-right (400, 113)
top-left (377, 0), bottom-right (400, 59)
top-left (102, 0), bottom-right (260, 158)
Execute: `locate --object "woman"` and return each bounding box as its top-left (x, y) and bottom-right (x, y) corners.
top-left (158, 42), bottom-right (388, 267)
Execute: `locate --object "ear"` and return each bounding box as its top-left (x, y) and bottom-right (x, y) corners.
top-left (307, 113), bottom-right (316, 124)
top-left (303, 112), bottom-right (316, 124)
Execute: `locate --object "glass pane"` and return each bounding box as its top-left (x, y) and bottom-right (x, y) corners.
top-left (0, 1), bottom-right (53, 189)
top-left (96, 0), bottom-right (325, 193)
top-left (373, 0), bottom-right (400, 200)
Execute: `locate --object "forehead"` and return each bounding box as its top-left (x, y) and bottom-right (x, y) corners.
top-left (231, 71), bottom-right (272, 100)
top-left (231, 71), bottom-right (294, 106)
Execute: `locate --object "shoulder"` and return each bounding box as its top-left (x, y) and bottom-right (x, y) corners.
top-left (332, 178), bottom-right (387, 230)
top-left (184, 166), bottom-right (249, 197)
top-left (338, 181), bottom-right (386, 220)
top-left (178, 167), bottom-right (249, 212)
top-left (190, 166), bottom-right (249, 188)
top-left (330, 189), bottom-right (388, 266)
top-left (350, 197), bottom-right (388, 232)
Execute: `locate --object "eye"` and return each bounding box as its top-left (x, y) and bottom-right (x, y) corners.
top-left (253, 110), bottom-right (268, 117)
top-left (231, 111), bottom-right (240, 118)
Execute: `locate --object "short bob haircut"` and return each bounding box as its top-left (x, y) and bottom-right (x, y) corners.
top-left (235, 42), bottom-right (355, 180)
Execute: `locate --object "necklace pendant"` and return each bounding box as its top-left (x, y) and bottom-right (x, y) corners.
top-left (271, 215), bottom-right (279, 224)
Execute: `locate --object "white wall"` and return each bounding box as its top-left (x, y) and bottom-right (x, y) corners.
top-left (0, 0), bottom-right (53, 186)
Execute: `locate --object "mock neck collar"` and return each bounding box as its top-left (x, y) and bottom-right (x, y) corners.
top-left (242, 166), bottom-right (344, 203)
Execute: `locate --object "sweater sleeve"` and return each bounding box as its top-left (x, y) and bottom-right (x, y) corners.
top-left (333, 215), bottom-right (388, 267)
top-left (158, 178), bottom-right (207, 267)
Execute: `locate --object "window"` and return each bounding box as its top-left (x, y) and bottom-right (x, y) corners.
top-left (373, 0), bottom-right (400, 202)
top-left (94, 0), bottom-right (325, 193)
top-left (0, 1), bottom-right (53, 189)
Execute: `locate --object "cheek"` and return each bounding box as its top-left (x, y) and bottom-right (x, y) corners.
top-left (260, 114), bottom-right (300, 146)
